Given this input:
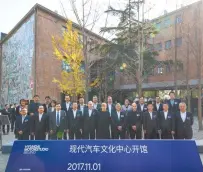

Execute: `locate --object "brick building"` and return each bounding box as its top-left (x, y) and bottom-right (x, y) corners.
top-left (115, 0), bottom-right (203, 100)
top-left (0, 4), bottom-right (104, 105)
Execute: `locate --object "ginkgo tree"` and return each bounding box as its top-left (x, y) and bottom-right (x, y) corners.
top-left (52, 20), bottom-right (85, 97)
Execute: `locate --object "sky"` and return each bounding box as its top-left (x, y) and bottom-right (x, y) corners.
top-left (0, 0), bottom-right (200, 36)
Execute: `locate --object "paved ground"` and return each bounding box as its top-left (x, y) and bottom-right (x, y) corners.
top-left (0, 117), bottom-right (203, 172)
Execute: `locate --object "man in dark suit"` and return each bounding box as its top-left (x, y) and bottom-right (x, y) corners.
top-left (127, 103), bottom-right (143, 139)
top-left (78, 97), bottom-right (87, 116)
top-left (10, 103), bottom-right (17, 132)
top-left (83, 101), bottom-right (97, 139)
top-left (175, 102), bottom-right (193, 139)
top-left (1, 104), bottom-right (11, 135)
top-left (143, 104), bottom-right (159, 139)
top-left (154, 97), bottom-right (163, 113)
top-left (15, 108), bottom-right (31, 140)
top-left (107, 96), bottom-right (116, 139)
top-left (43, 96), bottom-right (52, 113)
top-left (31, 105), bottom-right (48, 140)
top-left (61, 95), bottom-right (72, 140)
top-left (159, 103), bottom-right (175, 139)
top-left (111, 103), bottom-right (126, 139)
top-left (16, 99), bottom-right (27, 117)
top-left (68, 102), bottom-right (83, 140)
top-left (92, 96), bottom-right (101, 111)
top-left (49, 103), bottom-right (67, 140)
top-left (167, 91), bottom-right (180, 114)
top-left (137, 97), bottom-right (148, 113)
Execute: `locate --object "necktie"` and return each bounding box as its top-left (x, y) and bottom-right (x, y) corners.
top-left (56, 112), bottom-right (60, 126)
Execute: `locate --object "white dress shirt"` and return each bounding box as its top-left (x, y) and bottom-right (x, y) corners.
top-left (149, 112), bottom-right (153, 119)
top-left (66, 102), bottom-right (70, 110)
top-left (51, 107), bottom-right (55, 112)
top-left (117, 111), bottom-right (120, 120)
top-left (181, 112), bottom-right (187, 122)
top-left (80, 104), bottom-right (84, 114)
top-left (156, 103), bottom-right (160, 111)
top-left (88, 109), bottom-right (92, 117)
top-left (56, 111), bottom-right (61, 125)
top-left (39, 113), bottom-right (43, 122)
top-left (108, 104), bottom-right (112, 115)
top-left (164, 111), bottom-right (168, 120)
top-left (73, 110), bottom-right (77, 118)
top-left (93, 103), bottom-right (97, 109)
top-left (22, 115), bottom-right (27, 124)
top-left (140, 104), bottom-right (144, 111)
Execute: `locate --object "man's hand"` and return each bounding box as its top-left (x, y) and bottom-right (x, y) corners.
top-left (50, 130), bottom-right (53, 134)
top-left (18, 131), bottom-right (23, 135)
top-left (45, 132), bottom-right (48, 135)
top-left (67, 129), bottom-right (69, 133)
top-left (171, 131), bottom-right (175, 135)
top-left (132, 125), bottom-right (136, 131)
top-left (80, 129), bottom-right (82, 133)
top-left (64, 130), bottom-right (67, 133)
top-left (117, 126), bottom-right (122, 131)
top-left (30, 113), bottom-right (34, 116)
top-left (31, 132), bottom-right (34, 135)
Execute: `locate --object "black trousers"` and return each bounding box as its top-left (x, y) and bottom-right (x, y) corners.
top-left (176, 130), bottom-right (192, 140)
top-left (18, 134), bottom-right (29, 140)
top-left (63, 131), bottom-right (67, 140)
top-left (69, 129), bottom-right (82, 139)
top-left (84, 129), bottom-right (95, 139)
top-left (114, 130), bottom-right (125, 139)
top-left (11, 119), bottom-right (15, 131)
top-left (35, 132), bottom-right (46, 140)
top-left (145, 130), bottom-right (157, 139)
top-left (129, 129), bottom-right (142, 139)
top-left (2, 125), bottom-right (10, 134)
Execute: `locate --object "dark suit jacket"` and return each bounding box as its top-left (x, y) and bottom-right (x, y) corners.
top-left (153, 103), bottom-right (163, 112)
top-left (78, 104), bottom-right (88, 115)
top-left (107, 104), bottom-right (116, 116)
top-left (159, 111), bottom-right (175, 132)
top-left (167, 99), bottom-right (180, 114)
top-left (175, 112), bottom-right (193, 138)
top-left (68, 110), bottom-right (83, 131)
top-left (83, 109), bottom-right (97, 132)
top-left (1, 109), bottom-right (11, 119)
top-left (143, 111), bottom-right (159, 133)
top-left (31, 113), bottom-right (49, 134)
top-left (137, 104), bottom-right (148, 112)
top-left (43, 103), bottom-right (52, 113)
top-left (127, 110), bottom-right (142, 130)
top-left (111, 111), bottom-right (126, 131)
top-left (49, 110), bottom-right (67, 132)
top-left (61, 102), bottom-right (72, 114)
top-left (28, 102), bottom-right (40, 115)
top-left (93, 103), bottom-right (101, 111)
top-left (15, 115), bottom-right (31, 135)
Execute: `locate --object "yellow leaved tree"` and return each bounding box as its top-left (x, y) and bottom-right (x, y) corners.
top-left (52, 20), bottom-right (85, 97)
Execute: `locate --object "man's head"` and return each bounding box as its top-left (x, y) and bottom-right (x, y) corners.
top-left (65, 95), bottom-right (71, 103)
top-left (20, 108), bottom-right (28, 116)
top-left (124, 99), bottom-right (129, 106)
top-left (107, 96), bottom-right (112, 104)
top-left (163, 103), bottom-right (169, 111)
top-left (79, 97), bottom-right (84, 105)
top-left (72, 102), bottom-right (78, 110)
top-left (147, 104), bottom-right (153, 112)
top-left (51, 100), bottom-right (57, 107)
top-left (101, 103), bottom-right (107, 111)
top-left (179, 102), bottom-right (186, 112)
top-left (38, 105), bottom-right (44, 114)
top-left (139, 97), bottom-right (144, 104)
top-left (5, 104), bottom-right (9, 109)
top-left (45, 96), bottom-right (51, 104)
top-left (88, 101), bottom-right (93, 109)
top-left (116, 103), bottom-right (121, 111)
top-left (93, 96), bottom-right (98, 103)
top-left (33, 95), bottom-right (40, 103)
top-left (132, 103), bottom-right (137, 111)
top-left (169, 91), bottom-right (175, 100)
top-left (20, 99), bottom-right (26, 106)
top-left (55, 103), bottom-right (61, 111)
top-left (156, 97), bottom-right (160, 103)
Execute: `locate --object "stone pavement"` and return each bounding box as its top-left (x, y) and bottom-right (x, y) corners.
top-left (0, 117), bottom-right (203, 172)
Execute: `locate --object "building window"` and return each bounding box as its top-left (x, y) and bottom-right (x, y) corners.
top-left (175, 37), bottom-right (182, 47)
top-left (175, 15), bottom-right (182, 24)
top-left (165, 40), bottom-right (172, 49)
top-left (163, 18), bottom-right (170, 28)
top-left (154, 43), bottom-right (162, 51)
top-left (157, 67), bottom-right (164, 74)
top-left (165, 64), bottom-right (171, 73)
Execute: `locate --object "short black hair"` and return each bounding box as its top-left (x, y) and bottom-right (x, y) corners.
top-left (5, 104), bottom-right (8, 107)
top-left (33, 95), bottom-right (40, 98)
top-left (55, 102), bottom-right (61, 105)
top-left (51, 100), bottom-right (57, 104)
top-left (169, 91), bottom-right (175, 95)
top-left (45, 96), bottom-right (50, 99)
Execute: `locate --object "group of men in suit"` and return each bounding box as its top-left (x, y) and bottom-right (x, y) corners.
top-left (2, 91), bottom-right (193, 140)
